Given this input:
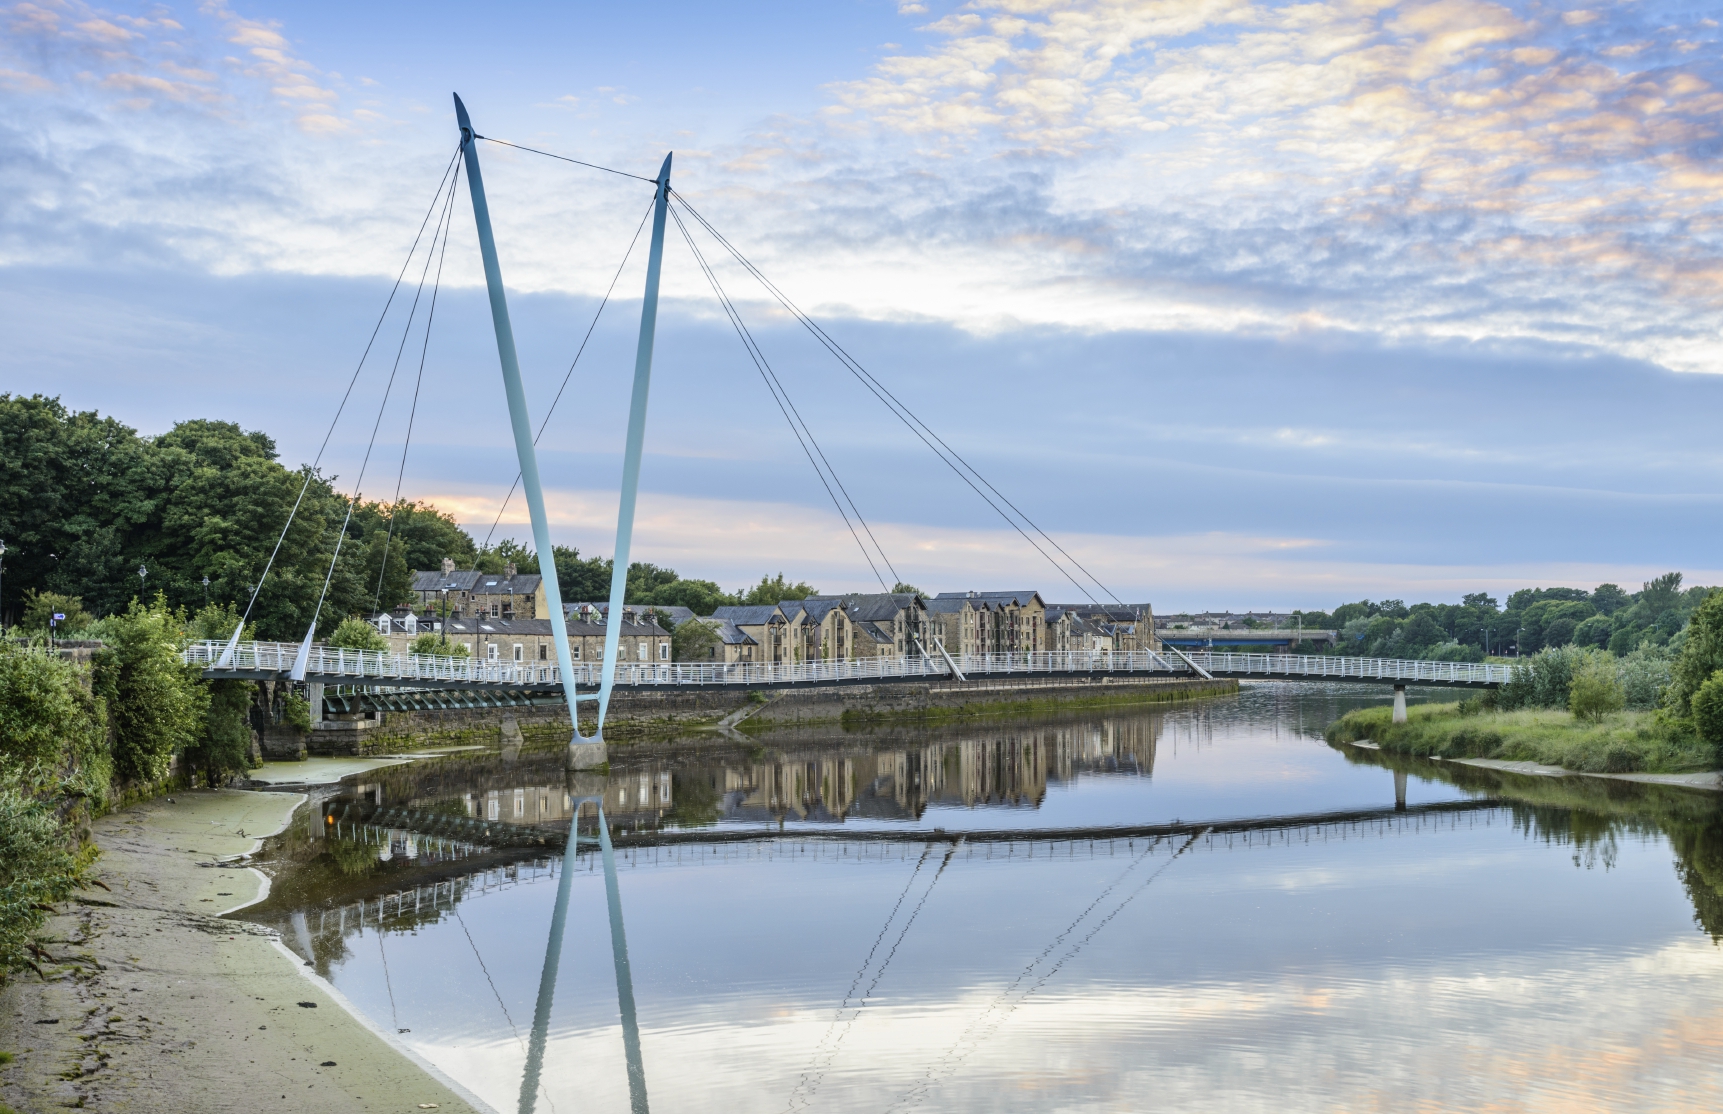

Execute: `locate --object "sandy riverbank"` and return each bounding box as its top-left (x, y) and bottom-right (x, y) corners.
top-left (0, 788), bottom-right (489, 1113)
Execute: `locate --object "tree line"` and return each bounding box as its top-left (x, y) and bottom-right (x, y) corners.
top-left (1292, 573), bottom-right (1714, 662)
top-left (1, 396), bottom-right (822, 639)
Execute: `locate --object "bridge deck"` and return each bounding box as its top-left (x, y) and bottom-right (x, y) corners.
top-left (185, 640), bottom-right (1510, 690)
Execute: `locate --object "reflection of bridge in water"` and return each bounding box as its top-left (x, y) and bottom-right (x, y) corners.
top-left (282, 797), bottom-right (1508, 966)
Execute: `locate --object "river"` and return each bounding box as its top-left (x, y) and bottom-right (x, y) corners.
top-left (239, 684), bottom-right (1723, 1112)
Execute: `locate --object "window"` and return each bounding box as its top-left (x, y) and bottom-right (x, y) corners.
top-left (658, 642), bottom-right (669, 661)
top-left (490, 602), bottom-right (500, 618)
top-left (637, 640), bottom-right (647, 661)
top-left (538, 644), bottom-right (548, 661)
top-left (571, 646), bottom-right (581, 660)
top-left (513, 643), bottom-right (524, 662)
top-left (486, 643), bottom-right (499, 662)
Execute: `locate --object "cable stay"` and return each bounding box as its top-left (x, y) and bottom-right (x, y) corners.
top-left (481, 196), bottom-right (658, 551)
top-left (668, 203), bottom-right (898, 593)
top-left (375, 160), bottom-right (464, 609)
top-left (292, 151), bottom-right (464, 679)
top-left (669, 191), bottom-right (1121, 608)
top-left (218, 144), bottom-right (466, 668)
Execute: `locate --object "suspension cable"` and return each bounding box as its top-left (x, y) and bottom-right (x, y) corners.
top-left (669, 205), bottom-right (901, 587)
top-left (375, 159), bottom-right (463, 610)
top-left (307, 156), bottom-right (459, 635)
top-left (240, 145), bottom-right (463, 624)
top-left (475, 135), bottom-right (657, 184)
top-left (670, 191), bottom-right (1119, 607)
top-left (669, 204), bottom-right (894, 592)
top-left (481, 196), bottom-right (658, 551)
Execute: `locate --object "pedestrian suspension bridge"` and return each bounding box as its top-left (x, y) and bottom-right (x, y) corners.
top-left (196, 96), bottom-right (1506, 1114)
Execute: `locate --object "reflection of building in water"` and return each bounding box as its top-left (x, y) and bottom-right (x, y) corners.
top-left (709, 715), bottom-right (1160, 825)
top-left (330, 713), bottom-right (1160, 838)
top-left (447, 771), bottom-right (675, 832)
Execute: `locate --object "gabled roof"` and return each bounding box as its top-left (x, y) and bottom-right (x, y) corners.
top-left (471, 573), bottom-right (542, 596)
top-left (837, 593), bottom-right (923, 622)
top-left (706, 619), bottom-right (757, 646)
top-left (924, 597), bottom-right (986, 615)
top-left (411, 569), bottom-right (483, 592)
top-left (855, 621), bottom-right (896, 644)
top-left (936, 590), bottom-right (1044, 607)
top-left (795, 597), bottom-right (847, 623)
top-left (711, 605), bottom-right (786, 626)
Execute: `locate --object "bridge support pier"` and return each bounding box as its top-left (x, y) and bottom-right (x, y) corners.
top-left (1392, 683), bottom-right (1407, 724)
top-left (1394, 768), bottom-right (1407, 811)
top-left (305, 681), bottom-right (325, 728)
top-left (568, 739), bottom-right (607, 771)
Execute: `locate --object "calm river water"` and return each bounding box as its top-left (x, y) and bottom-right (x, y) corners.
top-left (243, 684), bottom-right (1723, 1112)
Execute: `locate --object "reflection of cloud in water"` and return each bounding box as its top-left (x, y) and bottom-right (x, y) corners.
top-left (400, 937), bottom-right (1723, 1113)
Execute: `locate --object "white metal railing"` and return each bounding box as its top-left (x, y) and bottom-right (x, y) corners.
top-left (182, 641), bottom-right (1509, 687)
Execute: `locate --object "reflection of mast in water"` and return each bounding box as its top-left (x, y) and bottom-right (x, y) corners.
top-left (518, 771), bottom-right (651, 1114)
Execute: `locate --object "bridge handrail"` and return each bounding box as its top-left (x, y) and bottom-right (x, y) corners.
top-left (182, 640), bottom-right (1510, 687)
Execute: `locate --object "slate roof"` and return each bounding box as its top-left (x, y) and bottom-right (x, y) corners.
top-left (561, 602), bottom-right (674, 630)
top-left (855, 621), bottom-right (896, 645)
top-left (835, 593), bottom-right (923, 622)
top-left (471, 572), bottom-right (542, 596)
top-left (934, 590), bottom-right (1044, 607)
top-left (708, 619), bottom-right (757, 646)
top-left (445, 616), bottom-right (665, 639)
top-left (711, 605), bottom-right (786, 626)
top-left (411, 569), bottom-right (483, 593)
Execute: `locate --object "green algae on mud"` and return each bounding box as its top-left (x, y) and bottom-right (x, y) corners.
top-left (1326, 701), bottom-right (1714, 774)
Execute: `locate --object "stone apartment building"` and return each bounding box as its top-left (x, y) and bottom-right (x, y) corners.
top-left (409, 559), bottom-right (546, 620)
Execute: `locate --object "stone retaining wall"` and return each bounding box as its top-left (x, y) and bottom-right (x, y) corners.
top-left (357, 673), bottom-right (1234, 744)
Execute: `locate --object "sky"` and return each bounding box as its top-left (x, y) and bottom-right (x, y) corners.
top-left (3, 0), bottom-right (1722, 610)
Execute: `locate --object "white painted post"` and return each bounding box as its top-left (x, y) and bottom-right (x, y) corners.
top-left (1392, 683), bottom-right (1407, 724)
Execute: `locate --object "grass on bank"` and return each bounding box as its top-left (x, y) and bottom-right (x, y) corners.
top-left (1327, 701), bottom-right (1713, 774)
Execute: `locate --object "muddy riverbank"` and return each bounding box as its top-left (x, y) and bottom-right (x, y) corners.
top-left (0, 789), bottom-right (487, 1114)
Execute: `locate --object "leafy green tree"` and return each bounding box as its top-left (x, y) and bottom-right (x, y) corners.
top-left (1694, 672), bottom-right (1723, 751)
top-left (95, 597), bottom-right (204, 785)
top-left (20, 591), bottom-right (92, 634)
top-left (359, 532), bottom-right (410, 611)
top-left (353, 500), bottom-right (477, 573)
top-left (741, 574), bottom-right (816, 606)
top-left (0, 641), bottom-right (108, 796)
top-left (673, 618), bottom-right (720, 662)
top-left (186, 681), bottom-right (255, 786)
top-left (891, 582), bottom-right (925, 597)
top-left (643, 578), bottom-right (733, 615)
top-left (1572, 614), bottom-right (1612, 649)
top-left (327, 617), bottom-right (389, 652)
top-left (1668, 590), bottom-right (1723, 716)
top-left (1461, 592), bottom-right (1499, 612)
top-left (1641, 572), bottom-right (1685, 617)
top-left (1591, 583), bottom-right (1630, 615)
top-left (408, 632), bottom-right (469, 657)
top-left (1568, 656), bottom-right (1625, 722)
top-left (553, 546), bottom-right (614, 602)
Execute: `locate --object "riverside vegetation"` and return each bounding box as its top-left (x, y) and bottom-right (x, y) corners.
top-left (0, 597), bottom-right (258, 977)
top-left (1327, 590), bottom-right (1723, 774)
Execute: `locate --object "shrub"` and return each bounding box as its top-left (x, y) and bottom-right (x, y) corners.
top-left (184, 680), bottom-right (255, 786)
top-left (1668, 591), bottom-right (1723, 716)
top-left (1421, 641), bottom-right (1484, 663)
top-left (1616, 646), bottom-right (1673, 710)
top-left (1569, 657), bottom-right (1625, 722)
top-left (0, 642), bottom-right (107, 796)
top-left (1500, 645), bottom-right (1594, 710)
top-left (1695, 671), bottom-right (1723, 751)
top-left (408, 632), bottom-right (469, 657)
top-left (20, 591), bottom-right (92, 635)
top-left (0, 777), bottom-right (82, 974)
top-left (281, 691), bottom-right (314, 732)
top-left (95, 598), bottom-right (204, 785)
top-left (327, 617), bottom-right (389, 653)
top-left (673, 618), bottom-right (720, 662)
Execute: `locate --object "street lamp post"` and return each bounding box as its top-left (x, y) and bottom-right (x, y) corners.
top-left (138, 563), bottom-right (148, 600)
top-left (202, 575), bottom-right (210, 606)
top-left (439, 587), bottom-right (449, 648)
top-left (0, 539), bottom-right (7, 635)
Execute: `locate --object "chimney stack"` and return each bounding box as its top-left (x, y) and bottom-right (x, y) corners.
top-left (441, 557), bottom-right (455, 576)
top-left (505, 561), bottom-right (517, 579)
